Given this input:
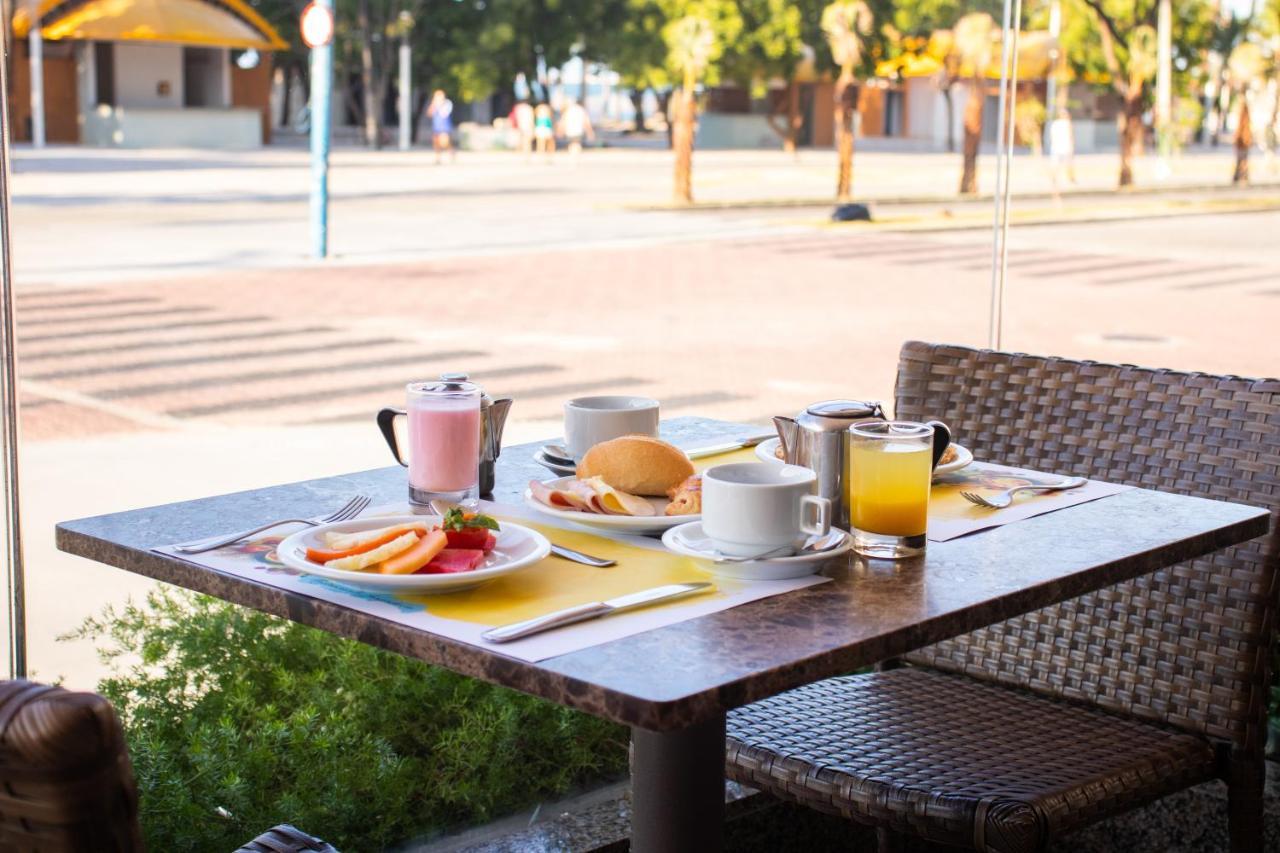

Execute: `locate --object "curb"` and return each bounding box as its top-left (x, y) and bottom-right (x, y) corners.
top-left (626, 181), bottom-right (1280, 213)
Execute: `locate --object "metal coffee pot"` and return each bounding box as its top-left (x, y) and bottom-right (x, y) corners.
top-left (438, 373), bottom-right (513, 496)
top-left (773, 400), bottom-right (886, 529)
top-left (377, 373), bottom-right (512, 497)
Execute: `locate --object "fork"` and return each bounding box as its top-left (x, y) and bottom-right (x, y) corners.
top-left (960, 477), bottom-right (1087, 510)
top-left (173, 495), bottom-right (372, 553)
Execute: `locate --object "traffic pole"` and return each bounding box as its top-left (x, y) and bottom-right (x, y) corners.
top-left (28, 0), bottom-right (45, 148)
top-left (399, 31), bottom-right (412, 151)
top-left (305, 0), bottom-right (335, 259)
top-left (1155, 0), bottom-right (1172, 176)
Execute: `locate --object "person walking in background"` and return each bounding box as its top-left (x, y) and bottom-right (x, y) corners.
top-left (1048, 108), bottom-right (1076, 193)
top-left (428, 89), bottom-right (455, 164)
top-left (513, 100), bottom-right (535, 160)
top-left (557, 99), bottom-right (595, 163)
top-left (534, 103), bottom-right (556, 160)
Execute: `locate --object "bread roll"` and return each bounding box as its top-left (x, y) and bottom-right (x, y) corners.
top-left (577, 436), bottom-right (694, 496)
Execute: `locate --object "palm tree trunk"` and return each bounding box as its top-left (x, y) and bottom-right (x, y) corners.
top-left (943, 83), bottom-right (956, 153)
top-left (629, 89), bottom-right (645, 133)
top-left (1233, 98), bottom-right (1253, 184)
top-left (834, 71), bottom-right (856, 202)
top-left (785, 80), bottom-right (801, 154)
top-left (959, 76), bottom-right (984, 194)
top-left (1118, 90), bottom-right (1144, 187)
top-left (673, 83), bottom-right (696, 204)
top-left (357, 0), bottom-right (381, 149)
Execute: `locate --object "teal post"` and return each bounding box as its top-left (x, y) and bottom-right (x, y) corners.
top-left (309, 0), bottom-right (334, 259)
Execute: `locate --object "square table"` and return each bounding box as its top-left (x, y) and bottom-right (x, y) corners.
top-left (56, 417), bottom-right (1271, 853)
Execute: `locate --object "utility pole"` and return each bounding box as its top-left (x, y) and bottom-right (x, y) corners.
top-left (398, 12), bottom-right (413, 152)
top-left (1156, 0), bottom-right (1172, 175)
top-left (27, 0), bottom-right (45, 148)
top-left (1, 0), bottom-right (29, 679)
top-left (301, 1), bottom-right (335, 259)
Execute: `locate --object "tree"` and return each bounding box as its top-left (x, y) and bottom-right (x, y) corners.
top-left (727, 0), bottom-right (807, 153)
top-left (952, 12), bottom-right (996, 195)
top-left (822, 1), bottom-right (873, 201)
top-left (1069, 0), bottom-right (1164, 186)
top-left (666, 14), bottom-right (725, 203)
top-left (886, 0), bottom-right (1003, 154)
top-left (245, 0), bottom-right (310, 127)
top-left (1227, 41), bottom-right (1267, 183)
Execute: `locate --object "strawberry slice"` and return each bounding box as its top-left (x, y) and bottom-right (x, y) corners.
top-left (444, 528), bottom-right (490, 550)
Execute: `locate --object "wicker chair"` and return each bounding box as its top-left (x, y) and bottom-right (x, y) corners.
top-left (726, 341), bottom-right (1279, 853)
top-left (0, 680), bottom-right (337, 852)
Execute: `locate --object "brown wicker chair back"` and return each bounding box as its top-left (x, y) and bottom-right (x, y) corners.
top-left (0, 680), bottom-right (143, 851)
top-left (894, 341), bottom-right (1279, 759)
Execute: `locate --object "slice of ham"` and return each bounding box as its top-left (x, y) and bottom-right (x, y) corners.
top-left (529, 479), bottom-right (594, 512)
top-left (529, 478), bottom-right (656, 517)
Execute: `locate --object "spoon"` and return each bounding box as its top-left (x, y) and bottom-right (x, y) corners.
top-left (542, 444), bottom-right (576, 466)
top-left (712, 530), bottom-right (846, 564)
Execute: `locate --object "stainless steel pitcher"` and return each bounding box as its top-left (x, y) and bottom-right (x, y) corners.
top-left (377, 372), bottom-right (512, 497)
top-left (773, 400), bottom-right (886, 529)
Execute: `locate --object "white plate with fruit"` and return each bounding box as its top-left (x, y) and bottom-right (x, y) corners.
top-left (277, 509), bottom-right (551, 593)
top-left (523, 436), bottom-right (702, 535)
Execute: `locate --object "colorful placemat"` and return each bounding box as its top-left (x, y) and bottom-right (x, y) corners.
top-left (927, 462), bottom-right (1130, 541)
top-left (154, 501), bottom-right (828, 663)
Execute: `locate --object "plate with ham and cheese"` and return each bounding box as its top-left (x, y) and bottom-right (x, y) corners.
top-left (524, 475), bottom-right (701, 535)
top-left (277, 509), bottom-right (551, 593)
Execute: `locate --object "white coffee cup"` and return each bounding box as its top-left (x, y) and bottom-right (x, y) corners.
top-left (564, 395), bottom-right (660, 461)
top-left (702, 463), bottom-right (832, 558)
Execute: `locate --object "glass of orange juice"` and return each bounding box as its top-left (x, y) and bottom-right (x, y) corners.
top-left (845, 421), bottom-right (937, 559)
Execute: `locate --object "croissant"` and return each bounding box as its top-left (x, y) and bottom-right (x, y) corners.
top-left (664, 475), bottom-right (702, 516)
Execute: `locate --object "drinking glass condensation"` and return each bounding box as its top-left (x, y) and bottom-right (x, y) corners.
top-left (845, 421), bottom-right (936, 559)
top-left (405, 380), bottom-right (482, 506)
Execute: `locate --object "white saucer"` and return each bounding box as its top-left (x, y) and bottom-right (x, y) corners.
top-left (756, 437), bottom-right (974, 477)
top-left (662, 521), bottom-right (852, 581)
top-left (524, 476), bottom-right (697, 535)
top-left (278, 515), bottom-right (551, 594)
top-left (533, 449), bottom-right (577, 476)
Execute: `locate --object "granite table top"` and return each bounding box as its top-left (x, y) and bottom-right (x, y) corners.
top-left (56, 417), bottom-right (1271, 731)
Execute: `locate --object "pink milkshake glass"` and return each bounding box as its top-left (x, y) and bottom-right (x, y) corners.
top-left (377, 380), bottom-right (482, 506)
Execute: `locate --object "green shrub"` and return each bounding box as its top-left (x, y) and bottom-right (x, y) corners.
top-left (69, 589), bottom-right (628, 851)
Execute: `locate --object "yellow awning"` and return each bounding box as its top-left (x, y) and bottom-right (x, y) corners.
top-left (14, 0), bottom-right (288, 51)
top-left (877, 30), bottom-right (1055, 81)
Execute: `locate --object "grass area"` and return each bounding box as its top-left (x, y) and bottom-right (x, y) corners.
top-left (69, 590), bottom-right (629, 851)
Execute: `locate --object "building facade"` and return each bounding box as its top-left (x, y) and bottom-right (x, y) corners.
top-left (10, 0), bottom-right (286, 148)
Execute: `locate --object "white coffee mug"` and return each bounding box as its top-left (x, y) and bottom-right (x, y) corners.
top-left (564, 395), bottom-right (660, 461)
top-left (702, 463), bottom-right (832, 557)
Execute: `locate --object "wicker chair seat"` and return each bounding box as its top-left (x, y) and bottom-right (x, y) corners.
top-left (726, 667), bottom-right (1217, 853)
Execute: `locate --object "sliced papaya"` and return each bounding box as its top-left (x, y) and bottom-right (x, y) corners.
top-left (379, 529), bottom-right (448, 575)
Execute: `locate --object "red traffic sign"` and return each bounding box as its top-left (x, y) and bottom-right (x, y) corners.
top-left (300, 2), bottom-right (335, 49)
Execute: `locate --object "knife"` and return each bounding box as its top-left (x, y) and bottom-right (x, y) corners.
top-left (481, 582), bottom-right (714, 643)
top-left (685, 432), bottom-right (776, 460)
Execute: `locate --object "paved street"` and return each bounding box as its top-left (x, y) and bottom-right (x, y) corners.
top-left (10, 143), bottom-right (1280, 687)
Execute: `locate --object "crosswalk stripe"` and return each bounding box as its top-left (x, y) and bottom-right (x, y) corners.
top-left (97, 350), bottom-right (491, 400)
top-left (25, 337), bottom-right (407, 381)
top-left (19, 325), bottom-right (336, 362)
top-left (19, 315), bottom-right (274, 344)
top-left (1171, 274), bottom-right (1276, 291)
top-left (16, 296), bottom-right (161, 313)
top-left (1091, 262), bottom-right (1243, 286)
top-left (167, 363), bottom-right (566, 419)
top-left (18, 305), bottom-right (212, 328)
